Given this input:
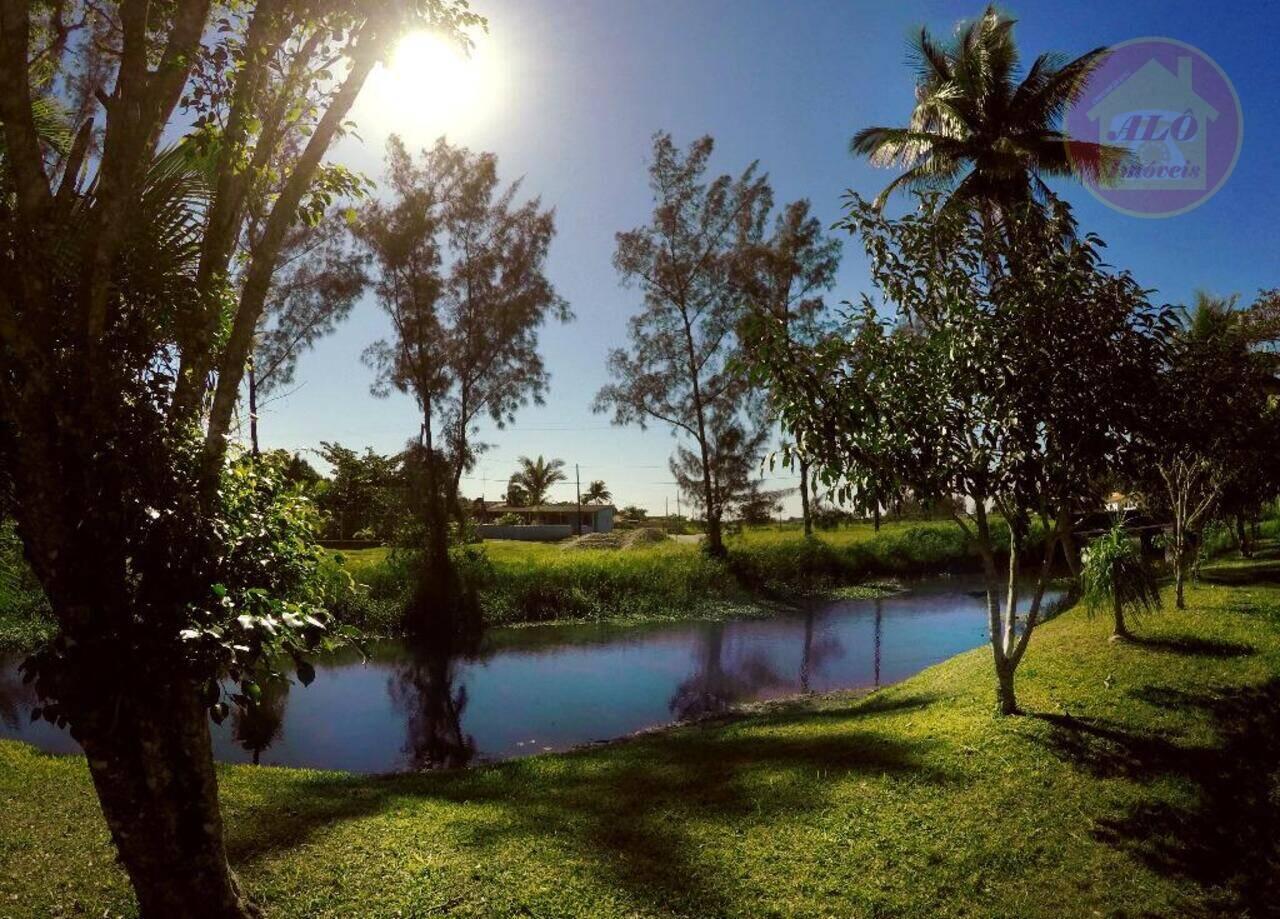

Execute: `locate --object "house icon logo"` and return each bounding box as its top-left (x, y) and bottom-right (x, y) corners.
top-left (1066, 38), bottom-right (1242, 218)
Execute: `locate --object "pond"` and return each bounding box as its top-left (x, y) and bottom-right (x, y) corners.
top-left (0, 576), bottom-right (1059, 773)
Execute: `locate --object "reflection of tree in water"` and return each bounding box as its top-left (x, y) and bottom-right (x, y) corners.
top-left (231, 676), bottom-right (291, 765)
top-left (669, 623), bottom-right (783, 721)
top-left (389, 601), bottom-right (482, 770)
top-left (798, 608), bottom-right (846, 693)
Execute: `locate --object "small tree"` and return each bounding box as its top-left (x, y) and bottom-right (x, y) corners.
top-left (1140, 293), bottom-right (1276, 607)
top-left (751, 193), bottom-right (1164, 714)
top-left (595, 132), bottom-right (772, 556)
top-left (1081, 523), bottom-right (1161, 640)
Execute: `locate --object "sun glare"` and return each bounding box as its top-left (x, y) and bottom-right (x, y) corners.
top-left (364, 30), bottom-right (496, 135)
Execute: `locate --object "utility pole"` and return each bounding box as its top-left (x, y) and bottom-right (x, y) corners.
top-left (575, 463), bottom-right (583, 536)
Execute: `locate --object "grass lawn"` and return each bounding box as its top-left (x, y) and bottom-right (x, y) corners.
top-left (3, 554), bottom-right (1279, 917)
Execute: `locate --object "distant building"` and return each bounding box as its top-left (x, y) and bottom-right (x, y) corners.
top-left (476, 502), bottom-right (615, 541)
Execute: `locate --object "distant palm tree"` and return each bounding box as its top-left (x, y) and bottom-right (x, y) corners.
top-left (509, 455), bottom-right (567, 506)
top-left (582, 480), bottom-right (612, 504)
top-left (851, 5), bottom-right (1125, 216)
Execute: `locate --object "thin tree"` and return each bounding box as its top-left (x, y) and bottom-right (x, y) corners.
top-left (356, 136), bottom-right (568, 618)
top-left (509, 455), bottom-right (568, 507)
top-left (595, 132), bottom-right (772, 556)
top-left (739, 199), bottom-right (841, 537)
top-left (0, 4), bottom-right (482, 914)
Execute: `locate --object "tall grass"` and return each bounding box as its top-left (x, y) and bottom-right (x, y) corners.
top-left (475, 543), bottom-right (740, 624)
top-left (726, 518), bottom-right (1038, 592)
top-left (331, 518), bottom-right (1024, 628)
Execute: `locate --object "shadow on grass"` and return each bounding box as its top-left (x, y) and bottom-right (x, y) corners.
top-left (1032, 680), bottom-right (1280, 916)
top-left (1198, 556), bottom-right (1280, 587)
top-left (1124, 634), bottom-right (1255, 659)
top-left (225, 693), bottom-right (945, 915)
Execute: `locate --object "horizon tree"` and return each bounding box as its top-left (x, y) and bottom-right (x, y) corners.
top-left (738, 198), bottom-right (841, 537)
top-left (595, 132), bottom-right (773, 556)
top-left (0, 2), bottom-right (483, 914)
top-left (356, 135), bottom-right (568, 620)
top-left (583, 479), bottom-right (612, 503)
top-left (509, 455), bottom-right (568, 507)
top-left (850, 4), bottom-right (1123, 218)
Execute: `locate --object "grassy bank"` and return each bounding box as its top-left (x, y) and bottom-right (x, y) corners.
top-left (333, 518), bottom-right (1002, 629)
top-left (4, 554), bottom-right (1279, 917)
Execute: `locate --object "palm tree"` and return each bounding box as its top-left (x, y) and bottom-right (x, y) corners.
top-left (582, 480), bottom-right (612, 504)
top-left (851, 5), bottom-right (1125, 216)
top-left (509, 455), bottom-right (567, 506)
top-left (1081, 523), bottom-right (1161, 640)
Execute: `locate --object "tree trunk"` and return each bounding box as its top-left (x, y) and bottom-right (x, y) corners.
top-left (1111, 565), bottom-right (1130, 641)
top-left (1174, 550), bottom-right (1187, 610)
top-left (247, 356), bottom-right (259, 457)
top-left (78, 683), bottom-right (258, 919)
top-left (994, 656), bottom-right (1019, 716)
top-left (1060, 521), bottom-right (1082, 579)
top-left (799, 458), bottom-right (813, 538)
top-left (1236, 514), bottom-right (1252, 558)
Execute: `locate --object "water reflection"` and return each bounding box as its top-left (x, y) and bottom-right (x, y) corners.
top-left (231, 676), bottom-right (290, 765)
top-left (0, 577), bottom-right (1060, 773)
top-left (390, 637), bottom-right (477, 770)
top-left (669, 623), bottom-right (783, 720)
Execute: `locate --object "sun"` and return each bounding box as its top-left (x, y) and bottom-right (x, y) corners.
top-left (363, 30), bottom-right (495, 134)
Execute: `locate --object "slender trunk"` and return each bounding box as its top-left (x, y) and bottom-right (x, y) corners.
top-left (1060, 520), bottom-right (1081, 579)
top-left (994, 657), bottom-right (1018, 716)
top-left (1236, 514), bottom-right (1252, 558)
top-left (78, 683), bottom-right (258, 919)
top-left (417, 412), bottom-right (456, 629)
top-left (872, 502), bottom-right (881, 532)
top-left (975, 505), bottom-right (1017, 715)
top-left (1173, 516), bottom-right (1188, 610)
top-left (247, 356), bottom-right (259, 457)
top-left (1111, 561), bottom-right (1130, 640)
top-left (799, 458), bottom-right (812, 538)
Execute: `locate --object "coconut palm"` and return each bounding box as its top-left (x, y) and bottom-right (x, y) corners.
top-left (851, 5), bottom-right (1126, 215)
top-left (509, 455), bottom-right (567, 506)
top-left (582, 480), bottom-right (612, 504)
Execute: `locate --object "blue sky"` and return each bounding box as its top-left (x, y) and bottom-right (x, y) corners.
top-left (256, 0), bottom-right (1280, 515)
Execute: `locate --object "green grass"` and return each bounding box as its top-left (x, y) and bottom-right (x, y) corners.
top-left (329, 520), bottom-right (995, 629)
top-left (4, 557), bottom-right (1280, 917)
